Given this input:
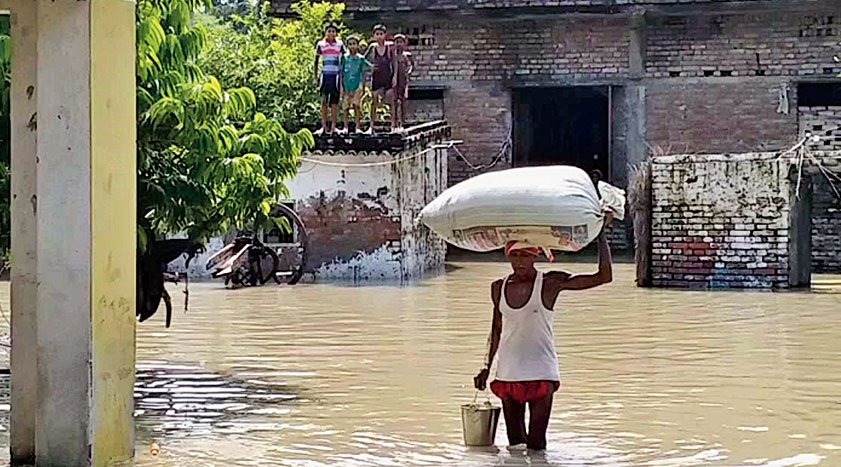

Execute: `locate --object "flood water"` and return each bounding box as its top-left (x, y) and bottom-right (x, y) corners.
top-left (3, 262), bottom-right (841, 466)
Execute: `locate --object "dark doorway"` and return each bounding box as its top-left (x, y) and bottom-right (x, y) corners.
top-left (512, 86), bottom-right (610, 176)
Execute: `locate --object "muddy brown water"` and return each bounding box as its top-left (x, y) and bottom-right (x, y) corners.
top-left (1, 263), bottom-right (841, 466)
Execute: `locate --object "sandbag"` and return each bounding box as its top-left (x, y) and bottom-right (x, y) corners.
top-left (419, 165), bottom-right (625, 253)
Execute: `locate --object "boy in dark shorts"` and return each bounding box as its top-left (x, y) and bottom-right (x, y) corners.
top-left (392, 34), bottom-right (414, 133)
top-left (313, 22), bottom-right (344, 135)
top-left (365, 24), bottom-right (394, 134)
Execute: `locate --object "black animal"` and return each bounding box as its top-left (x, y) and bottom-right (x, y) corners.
top-left (137, 239), bottom-right (204, 328)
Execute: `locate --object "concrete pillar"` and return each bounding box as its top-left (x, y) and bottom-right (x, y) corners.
top-left (788, 175), bottom-right (812, 288)
top-left (626, 9), bottom-right (649, 171)
top-left (23, 0), bottom-right (136, 465)
top-left (625, 85), bottom-right (648, 169)
top-left (8, 1), bottom-right (38, 463)
top-left (629, 10), bottom-right (648, 80)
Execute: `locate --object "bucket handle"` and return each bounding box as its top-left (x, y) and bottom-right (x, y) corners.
top-left (472, 390), bottom-right (492, 406)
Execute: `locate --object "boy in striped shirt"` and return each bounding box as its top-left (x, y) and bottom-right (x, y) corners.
top-left (313, 22), bottom-right (345, 135)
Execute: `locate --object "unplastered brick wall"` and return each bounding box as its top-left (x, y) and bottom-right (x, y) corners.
top-left (272, 0), bottom-right (784, 15)
top-left (406, 99), bottom-right (444, 123)
top-left (651, 153), bottom-right (793, 289)
top-left (468, 0), bottom-right (753, 7)
top-left (646, 79), bottom-right (798, 154)
top-left (798, 107), bottom-right (841, 273)
top-left (353, 7), bottom-right (839, 192)
top-left (812, 177), bottom-right (841, 273)
top-left (647, 13), bottom-right (841, 78)
top-left (445, 82), bottom-right (512, 184)
top-left (601, 221), bottom-right (630, 252)
top-left (407, 17), bottom-right (629, 83)
top-left (799, 107), bottom-right (841, 151)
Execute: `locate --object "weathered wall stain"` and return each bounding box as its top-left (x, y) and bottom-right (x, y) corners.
top-left (296, 138), bottom-right (449, 281)
top-left (297, 192), bottom-right (402, 273)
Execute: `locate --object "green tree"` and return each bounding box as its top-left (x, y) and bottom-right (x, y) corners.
top-left (210, 0), bottom-right (256, 22)
top-left (137, 0), bottom-right (311, 249)
top-left (199, 1), bottom-right (350, 130)
top-left (136, 0), bottom-right (311, 325)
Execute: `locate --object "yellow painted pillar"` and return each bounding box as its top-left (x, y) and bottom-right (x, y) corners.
top-left (32, 0), bottom-right (136, 465)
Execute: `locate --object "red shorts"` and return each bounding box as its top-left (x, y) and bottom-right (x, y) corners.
top-left (490, 380), bottom-right (560, 404)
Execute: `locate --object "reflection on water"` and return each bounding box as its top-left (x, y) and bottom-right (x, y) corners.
top-left (2, 263), bottom-right (841, 466)
top-left (134, 362), bottom-right (301, 438)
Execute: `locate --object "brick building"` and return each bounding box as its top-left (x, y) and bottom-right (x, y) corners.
top-left (272, 0), bottom-right (841, 272)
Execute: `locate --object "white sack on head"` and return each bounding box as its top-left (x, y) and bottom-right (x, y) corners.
top-left (419, 165), bottom-right (626, 253)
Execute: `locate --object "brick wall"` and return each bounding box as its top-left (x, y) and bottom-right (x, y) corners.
top-left (494, 17), bottom-right (629, 82)
top-left (799, 106), bottom-right (841, 273)
top-left (606, 221), bottom-right (631, 252)
top-left (646, 79), bottom-right (799, 154)
top-left (812, 177), bottom-right (841, 274)
top-left (800, 107), bottom-right (841, 151)
top-left (647, 13), bottom-right (841, 78)
top-left (651, 153), bottom-right (793, 289)
top-left (405, 17), bottom-right (629, 84)
top-left (267, 3), bottom-right (841, 189)
top-left (406, 98), bottom-right (444, 123)
top-left (272, 0), bottom-right (777, 15)
top-left (469, 0), bottom-right (771, 7)
top-left (444, 82), bottom-right (513, 183)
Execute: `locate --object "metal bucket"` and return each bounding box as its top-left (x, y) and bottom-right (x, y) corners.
top-left (461, 400), bottom-right (501, 447)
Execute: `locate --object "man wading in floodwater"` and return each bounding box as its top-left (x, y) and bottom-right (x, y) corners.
top-left (473, 214), bottom-right (613, 451)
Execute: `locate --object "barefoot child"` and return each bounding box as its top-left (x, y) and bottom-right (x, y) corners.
top-left (313, 23), bottom-right (344, 135)
top-left (365, 24), bottom-right (394, 134)
top-left (392, 34), bottom-right (414, 132)
top-left (340, 35), bottom-right (371, 134)
top-left (474, 215), bottom-right (614, 451)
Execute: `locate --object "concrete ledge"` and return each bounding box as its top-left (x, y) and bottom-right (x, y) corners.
top-left (312, 120), bottom-right (451, 154)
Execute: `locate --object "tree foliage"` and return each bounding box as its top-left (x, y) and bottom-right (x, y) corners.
top-left (137, 0), bottom-right (312, 250)
top-left (210, 0), bottom-right (256, 22)
top-left (0, 3), bottom-right (310, 260)
top-left (200, 1), bottom-right (349, 130)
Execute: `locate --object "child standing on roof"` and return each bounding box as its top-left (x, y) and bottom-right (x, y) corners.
top-left (365, 24), bottom-right (395, 135)
top-left (340, 35), bottom-right (371, 134)
top-left (391, 34), bottom-right (414, 133)
top-left (313, 22), bottom-right (344, 135)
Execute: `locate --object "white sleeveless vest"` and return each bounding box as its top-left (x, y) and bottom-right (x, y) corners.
top-left (495, 272), bottom-right (561, 382)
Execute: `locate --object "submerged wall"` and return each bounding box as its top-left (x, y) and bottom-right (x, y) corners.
top-left (291, 140), bottom-right (448, 281)
top-left (651, 153), bottom-right (795, 289)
